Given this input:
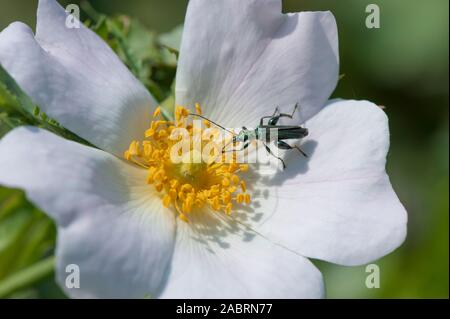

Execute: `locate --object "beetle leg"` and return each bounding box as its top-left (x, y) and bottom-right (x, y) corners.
top-left (277, 103), bottom-right (298, 120)
top-left (222, 142), bottom-right (250, 153)
top-left (276, 141), bottom-right (308, 157)
top-left (268, 104), bottom-right (299, 125)
top-left (272, 106), bottom-right (280, 117)
top-left (290, 103), bottom-right (299, 117)
top-left (259, 116), bottom-right (272, 126)
top-left (294, 145), bottom-right (308, 157)
top-left (260, 106), bottom-right (280, 126)
top-left (263, 143), bottom-right (286, 169)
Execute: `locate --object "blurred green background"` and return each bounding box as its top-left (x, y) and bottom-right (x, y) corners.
top-left (0, 0), bottom-right (448, 298)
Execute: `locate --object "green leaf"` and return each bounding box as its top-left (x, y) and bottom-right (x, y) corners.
top-left (0, 65), bottom-right (37, 135)
top-left (82, 2), bottom-right (177, 104)
top-left (159, 25), bottom-right (183, 53)
top-left (0, 188), bottom-right (57, 281)
top-left (0, 209), bottom-right (32, 254)
top-left (0, 256), bottom-right (55, 298)
top-left (0, 65), bottom-right (93, 146)
top-left (0, 65), bottom-right (35, 115)
top-left (0, 188), bottom-right (58, 297)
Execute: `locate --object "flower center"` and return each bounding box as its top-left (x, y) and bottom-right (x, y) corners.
top-left (124, 104), bottom-right (251, 223)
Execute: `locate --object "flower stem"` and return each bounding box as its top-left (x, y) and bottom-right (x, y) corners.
top-left (0, 256), bottom-right (55, 298)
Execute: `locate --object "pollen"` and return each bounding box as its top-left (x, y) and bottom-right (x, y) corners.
top-left (124, 104), bottom-right (252, 223)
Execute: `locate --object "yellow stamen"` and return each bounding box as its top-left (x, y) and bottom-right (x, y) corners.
top-left (244, 194), bottom-right (251, 205)
top-left (179, 213), bottom-right (190, 223)
top-left (240, 181), bottom-right (247, 193)
top-left (163, 194), bottom-right (172, 208)
top-left (145, 128), bottom-right (155, 138)
top-left (195, 103), bottom-right (202, 115)
top-left (239, 164), bottom-right (249, 172)
top-left (222, 178), bottom-right (231, 187)
top-left (153, 107), bottom-right (162, 118)
top-left (231, 175), bottom-right (240, 185)
top-left (124, 105), bottom-right (252, 223)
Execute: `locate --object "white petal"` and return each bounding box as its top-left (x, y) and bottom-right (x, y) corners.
top-left (0, 0), bottom-right (156, 156)
top-left (251, 100), bottom-right (407, 266)
top-left (176, 0), bottom-right (339, 126)
top-left (160, 212), bottom-right (324, 299)
top-left (0, 127), bottom-right (175, 298)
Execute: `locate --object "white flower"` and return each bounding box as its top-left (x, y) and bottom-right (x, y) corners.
top-left (0, 0), bottom-right (407, 299)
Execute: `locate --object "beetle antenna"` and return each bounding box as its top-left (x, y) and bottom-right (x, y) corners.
top-left (189, 113), bottom-right (236, 136)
